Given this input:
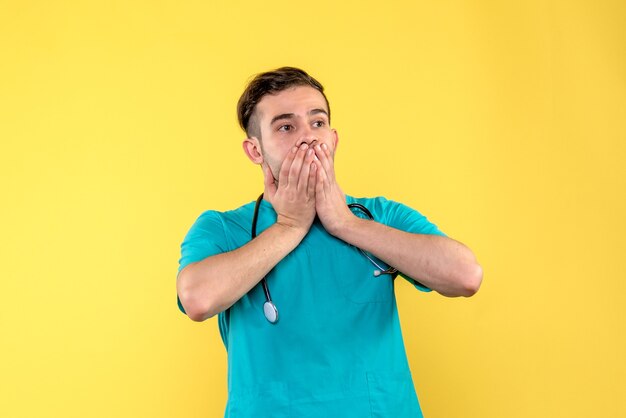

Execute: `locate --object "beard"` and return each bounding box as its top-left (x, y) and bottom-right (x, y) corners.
top-left (261, 151), bottom-right (281, 186)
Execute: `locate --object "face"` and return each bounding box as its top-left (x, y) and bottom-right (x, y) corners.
top-left (243, 85), bottom-right (338, 183)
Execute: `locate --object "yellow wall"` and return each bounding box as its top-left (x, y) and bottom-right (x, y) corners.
top-left (1, 1), bottom-right (624, 417)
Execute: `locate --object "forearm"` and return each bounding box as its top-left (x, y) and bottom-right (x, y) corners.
top-left (177, 223), bottom-right (306, 321)
top-left (333, 217), bottom-right (483, 297)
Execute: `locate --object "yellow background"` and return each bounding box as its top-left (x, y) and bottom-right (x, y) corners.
top-left (1, 0), bottom-right (624, 417)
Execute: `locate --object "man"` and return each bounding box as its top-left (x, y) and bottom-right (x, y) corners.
top-left (176, 67), bottom-right (483, 417)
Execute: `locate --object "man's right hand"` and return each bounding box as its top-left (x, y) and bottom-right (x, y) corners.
top-left (262, 143), bottom-right (318, 235)
top-left (177, 143), bottom-right (319, 322)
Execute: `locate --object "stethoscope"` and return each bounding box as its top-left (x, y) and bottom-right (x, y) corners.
top-left (251, 193), bottom-right (398, 324)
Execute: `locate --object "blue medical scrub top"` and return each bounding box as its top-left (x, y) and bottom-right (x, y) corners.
top-left (177, 196), bottom-right (446, 418)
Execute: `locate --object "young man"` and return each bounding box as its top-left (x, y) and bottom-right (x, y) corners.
top-left (176, 67), bottom-right (482, 417)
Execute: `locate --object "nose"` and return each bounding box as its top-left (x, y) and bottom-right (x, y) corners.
top-left (295, 126), bottom-right (318, 148)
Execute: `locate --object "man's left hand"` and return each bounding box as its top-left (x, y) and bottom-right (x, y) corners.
top-left (313, 143), bottom-right (355, 236)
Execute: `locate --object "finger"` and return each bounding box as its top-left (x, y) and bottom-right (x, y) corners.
top-left (288, 143), bottom-right (309, 188)
top-left (314, 144), bottom-right (334, 180)
top-left (322, 142), bottom-right (332, 158)
top-left (315, 159), bottom-right (329, 199)
top-left (320, 143), bottom-right (336, 180)
top-left (297, 147), bottom-right (316, 193)
top-left (307, 162), bottom-right (317, 198)
top-left (278, 146), bottom-right (298, 189)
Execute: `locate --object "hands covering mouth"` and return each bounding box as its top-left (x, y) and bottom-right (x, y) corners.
top-left (262, 141), bottom-right (354, 238)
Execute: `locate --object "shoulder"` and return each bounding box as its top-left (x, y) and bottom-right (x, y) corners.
top-left (192, 200), bottom-right (256, 229)
top-left (346, 195), bottom-right (446, 236)
top-left (346, 195), bottom-right (401, 206)
top-left (182, 201), bottom-right (258, 246)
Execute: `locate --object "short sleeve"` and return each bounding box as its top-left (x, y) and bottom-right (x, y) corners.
top-left (381, 199), bottom-right (447, 292)
top-left (176, 210), bottom-right (228, 314)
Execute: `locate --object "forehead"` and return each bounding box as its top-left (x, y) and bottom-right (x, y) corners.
top-left (255, 86), bottom-right (328, 123)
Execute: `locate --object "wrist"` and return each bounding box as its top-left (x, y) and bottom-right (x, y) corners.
top-left (325, 212), bottom-right (360, 240)
top-left (274, 216), bottom-right (311, 239)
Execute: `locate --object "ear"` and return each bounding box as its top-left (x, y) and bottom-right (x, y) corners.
top-left (242, 136), bottom-right (263, 164)
top-left (331, 129), bottom-right (339, 153)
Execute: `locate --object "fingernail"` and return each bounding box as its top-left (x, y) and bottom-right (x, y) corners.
top-left (307, 149), bottom-right (313, 156)
top-left (322, 144), bottom-right (327, 150)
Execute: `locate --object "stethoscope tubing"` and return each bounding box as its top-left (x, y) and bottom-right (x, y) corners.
top-left (251, 194), bottom-right (277, 321)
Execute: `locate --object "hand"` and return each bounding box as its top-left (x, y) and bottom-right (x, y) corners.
top-left (263, 143), bottom-right (318, 235)
top-left (313, 143), bottom-right (355, 236)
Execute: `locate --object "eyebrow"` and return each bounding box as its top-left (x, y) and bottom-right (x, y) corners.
top-left (270, 113), bottom-right (295, 126)
top-left (270, 109), bottom-right (329, 126)
top-left (309, 108), bottom-right (328, 117)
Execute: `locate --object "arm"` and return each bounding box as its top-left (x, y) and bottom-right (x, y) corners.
top-left (312, 143), bottom-right (482, 297)
top-left (331, 218), bottom-right (482, 297)
top-left (177, 222), bottom-right (307, 321)
top-left (177, 144), bottom-right (318, 321)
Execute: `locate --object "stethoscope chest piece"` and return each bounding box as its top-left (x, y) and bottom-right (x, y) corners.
top-left (263, 301), bottom-right (279, 323)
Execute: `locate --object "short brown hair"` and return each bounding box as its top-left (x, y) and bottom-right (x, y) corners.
top-left (237, 67), bottom-right (330, 139)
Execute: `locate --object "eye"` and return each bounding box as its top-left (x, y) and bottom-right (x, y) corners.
top-left (278, 124), bottom-right (293, 132)
top-left (312, 120), bottom-right (326, 128)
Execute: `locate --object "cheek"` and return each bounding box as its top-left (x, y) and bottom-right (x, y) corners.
top-left (263, 147), bottom-right (290, 174)
top-left (273, 149), bottom-right (291, 167)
